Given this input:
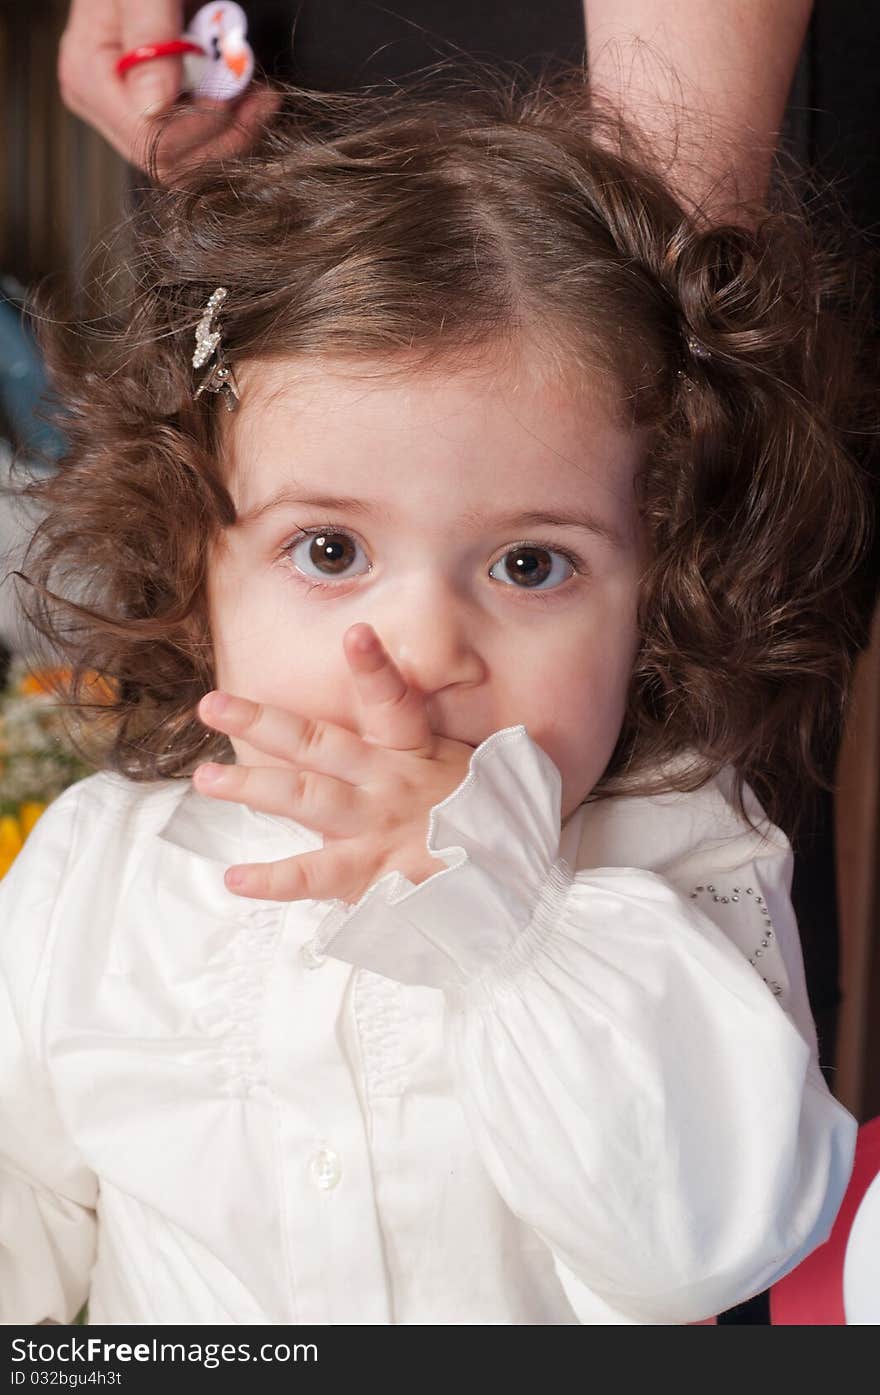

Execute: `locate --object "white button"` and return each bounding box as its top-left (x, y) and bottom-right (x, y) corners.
top-left (309, 1147), bottom-right (341, 1190)
top-left (300, 938), bottom-right (327, 969)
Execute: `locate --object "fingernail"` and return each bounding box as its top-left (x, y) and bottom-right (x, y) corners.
top-left (202, 692), bottom-right (230, 717)
top-left (226, 869), bottom-right (246, 890)
top-left (196, 764), bottom-right (224, 785)
top-left (353, 627), bottom-right (377, 652)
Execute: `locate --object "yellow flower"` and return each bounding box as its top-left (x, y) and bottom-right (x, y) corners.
top-left (0, 814), bottom-right (23, 878)
top-left (19, 802), bottom-right (46, 839)
top-left (0, 803), bottom-right (47, 878)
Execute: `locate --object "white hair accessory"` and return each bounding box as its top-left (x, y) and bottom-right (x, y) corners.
top-left (183, 2), bottom-right (254, 101)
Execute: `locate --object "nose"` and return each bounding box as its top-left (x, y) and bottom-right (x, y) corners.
top-left (370, 581), bottom-right (487, 701)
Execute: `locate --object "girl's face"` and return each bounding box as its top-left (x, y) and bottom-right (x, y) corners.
top-left (206, 347), bottom-right (646, 821)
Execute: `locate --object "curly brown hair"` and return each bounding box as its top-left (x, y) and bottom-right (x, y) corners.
top-left (5, 61), bottom-right (876, 836)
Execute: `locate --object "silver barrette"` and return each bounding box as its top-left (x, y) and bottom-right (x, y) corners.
top-left (193, 287), bottom-right (239, 411)
top-left (685, 332), bottom-right (711, 363)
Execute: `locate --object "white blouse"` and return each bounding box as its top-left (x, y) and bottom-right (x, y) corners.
top-left (0, 724), bottom-right (856, 1325)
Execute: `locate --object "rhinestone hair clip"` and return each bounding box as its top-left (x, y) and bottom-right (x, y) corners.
top-left (676, 324), bottom-right (712, 392)
top-left (685, 332), bottom-right (711, 363)
top-left (193, 287), bottom-right (239, 411)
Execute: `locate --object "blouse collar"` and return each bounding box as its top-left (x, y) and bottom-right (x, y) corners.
top-left (156, 780), bottom-right (323, 865)
top-left (152, 747), bottom-right (771, 880)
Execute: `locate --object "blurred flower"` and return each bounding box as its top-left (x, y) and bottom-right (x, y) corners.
top-left (0, 657), bottom-right (98, 876)
top-left (0, 812), bottom-right (24, 878)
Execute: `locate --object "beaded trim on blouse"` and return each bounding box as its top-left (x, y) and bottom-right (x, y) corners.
top-left (689, 883), bottom-right (782, 997)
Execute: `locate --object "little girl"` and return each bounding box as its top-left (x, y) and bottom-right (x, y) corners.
top-left (0, 68), bottom-right (873, 1325)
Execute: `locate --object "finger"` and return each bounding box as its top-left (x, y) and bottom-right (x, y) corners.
top-left (58, 1), bottom-right (143, 131)
top-left (192, 762), bottom-right (367, 837)
top-left (196, 692), bottom-right (375, 782)
top-left (59, 1), bottom-right (184, 167)
top-left (344, 624), bottom-right (435, 754)
top-left (140, 99), bottom-right (231, 174)
top-left (224, 841), bottom-right (372, 904)
top-left (118, 0), bottom-right (185, 115)
top-left (154, 85), bottom-right (281, 182)
top-left (59, 79), bottom-right (148, 166)
top-left (66, 0), bottom-right (136, 45)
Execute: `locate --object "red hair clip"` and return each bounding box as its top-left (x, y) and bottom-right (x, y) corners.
top-left (116, 40), bottom-right (205, 78)
top-left (115, 3), bottom-right (254, 101)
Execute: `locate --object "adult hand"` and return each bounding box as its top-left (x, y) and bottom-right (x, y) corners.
top-left (192, 623), bottom-right (476, 904)
top-left (58, 0), bottom-right (279, 180)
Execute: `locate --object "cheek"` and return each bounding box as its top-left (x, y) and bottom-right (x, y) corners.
top-left (524, 599), bottom-right (640, 811)
top-left (204, 548), bottom-right (360, 758)
top-left (549, 678), bottom-right (632, 819)
top-left (207, 553), bottom-right (297, 684)
top-left (548, 651), bottom-right (632, 756)
top-left (215, 638), bottom-right (366, 767)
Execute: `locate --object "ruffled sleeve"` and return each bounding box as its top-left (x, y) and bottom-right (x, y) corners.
top-left (0, 787), bottom-right (98, 1324)
top-left (313, 725), bottom-right (857, 1324)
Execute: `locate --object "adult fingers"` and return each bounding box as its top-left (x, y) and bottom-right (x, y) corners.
top-left (192, 761), bottom-right (368, 838)
top-left (117, 0), bottom-right (185, 116)
top-left (59, 0), bottom-right (184, 166)
top-left (60, 2), bottom-right (277, 175)
top-left (152, 84), bottom-right (281, 182)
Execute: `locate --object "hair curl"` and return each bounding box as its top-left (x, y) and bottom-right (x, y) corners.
top-left (6, 60), bottom-right (876, 837)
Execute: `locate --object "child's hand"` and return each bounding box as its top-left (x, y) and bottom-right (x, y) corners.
top-left (192, 623), bottom-right (476, 903)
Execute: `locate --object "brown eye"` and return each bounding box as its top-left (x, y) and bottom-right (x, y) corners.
top-left (308, 532), bottom-right (355, 575)
top-left (490, 545), bottom-right (575, 590)
top-left (283, 528), bottom-right (370, 583)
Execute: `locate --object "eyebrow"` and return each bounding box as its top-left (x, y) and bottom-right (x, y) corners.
top-left (238, 490), bottom-right (625, 547)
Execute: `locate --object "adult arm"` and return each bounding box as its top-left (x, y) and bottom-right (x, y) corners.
top-left (583, 0), bottom-right (814, 217)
